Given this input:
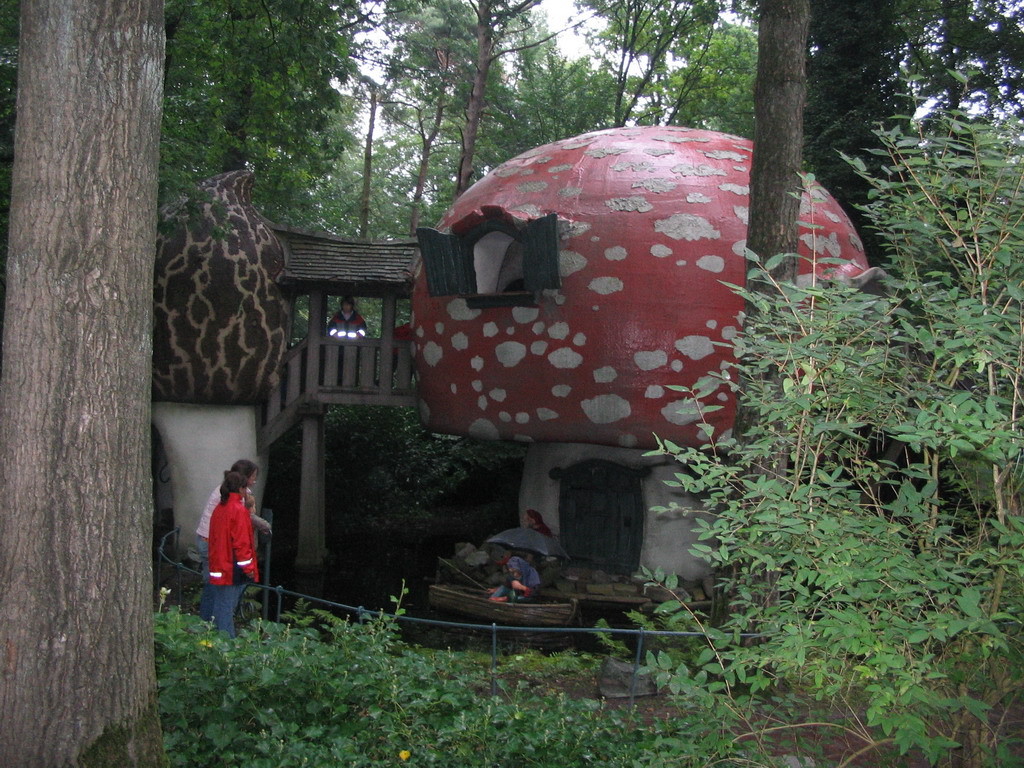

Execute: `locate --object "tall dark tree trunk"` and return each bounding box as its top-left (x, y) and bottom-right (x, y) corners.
top-left (747, 0), bottom-right (810, 281)
top-left (360, 84), bottom-right (378, 239)
top-left (736, 0), bottom-right (811, 622)
top-left (409, 100), bottom-right (447, 235)
top-left (455, 0), bottom-right (496, 199)
top-left (0, 0), bottom-right (166, 764)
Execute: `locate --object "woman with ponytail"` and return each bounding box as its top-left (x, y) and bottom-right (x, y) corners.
top-left (207, 470), bottom-right (260, 637)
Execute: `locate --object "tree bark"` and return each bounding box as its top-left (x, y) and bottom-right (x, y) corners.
top-left (455, 0), bottom-right (496, 199)
top-left (747, 0), bottom-right (810, 282)
top-left (359, 83), bottom-right (378, 239)
top-left (0, 0), bottom-right (166, 765)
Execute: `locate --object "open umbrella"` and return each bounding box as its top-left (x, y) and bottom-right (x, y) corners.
top-left (486, 527), bottom-right (569, 559)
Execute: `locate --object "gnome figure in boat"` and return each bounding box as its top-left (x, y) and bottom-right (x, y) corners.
top-left (412, 126), bottom-right (879, 601)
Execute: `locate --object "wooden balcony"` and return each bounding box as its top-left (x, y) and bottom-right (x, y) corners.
top-left (261, 335), bottom-right (416, 447)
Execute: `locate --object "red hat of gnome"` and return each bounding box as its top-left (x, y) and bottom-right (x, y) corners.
top-left (526, 509), bottom-right (553, 537)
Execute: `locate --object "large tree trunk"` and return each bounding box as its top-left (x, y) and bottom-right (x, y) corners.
top-left (747, 0), bottom-right (810, 281)
top-left (0, 0), bottom-right (166, 765)
top-left (736, 0), bottom-right (811, 619)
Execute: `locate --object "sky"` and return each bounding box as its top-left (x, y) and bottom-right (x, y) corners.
top-left (538, 0), bottom-right (595, 59)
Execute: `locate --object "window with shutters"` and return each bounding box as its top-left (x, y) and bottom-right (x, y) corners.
top-left (416, 213), bottom-right (561, 308)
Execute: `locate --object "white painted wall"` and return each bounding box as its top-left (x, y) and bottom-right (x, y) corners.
top-left (152, 402), bottom-right (264, 555)
top-left (518, 442), bottom-right (715, 582)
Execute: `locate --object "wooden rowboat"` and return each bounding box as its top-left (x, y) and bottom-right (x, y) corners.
top-left (428, 584), bottom-right (579, 627)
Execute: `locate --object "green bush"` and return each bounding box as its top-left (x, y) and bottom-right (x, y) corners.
top-left (154, 608), bottom-right (742, 767)
top-left (651, 112), bottom-right (1024, 768)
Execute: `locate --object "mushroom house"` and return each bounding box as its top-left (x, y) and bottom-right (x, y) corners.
top-left (412, 126), bottom-right (876, 588)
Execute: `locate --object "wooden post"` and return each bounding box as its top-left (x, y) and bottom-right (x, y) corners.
top-left (379, 295), bottom-right (396, 395)
top-left (307, 290), bottom-right (326, 394)
top-left (295, 405), bottom-right (327, 572)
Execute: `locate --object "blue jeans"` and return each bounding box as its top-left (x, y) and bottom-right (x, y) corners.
top-left (210, 582), bottom-right (248, 638)
top-left (196, 538), bottom-right (215, 622)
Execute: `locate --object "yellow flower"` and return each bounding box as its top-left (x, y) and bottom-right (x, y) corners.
top-left (399, 750), bottom-right (411, 761)
top-left (199, 639), bottom-right (213, 648)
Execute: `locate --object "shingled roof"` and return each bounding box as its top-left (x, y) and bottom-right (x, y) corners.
top-left (271, 223), bottom-right (418, 297)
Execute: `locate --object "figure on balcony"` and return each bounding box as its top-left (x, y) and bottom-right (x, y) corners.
top-left (327, 296), bottom-right (368, 340)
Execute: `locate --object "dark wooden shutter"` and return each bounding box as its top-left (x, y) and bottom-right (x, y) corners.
top-left (521, 213), bottom-right (561, 291)
top-left (415, 227), bottom-right (476, 296)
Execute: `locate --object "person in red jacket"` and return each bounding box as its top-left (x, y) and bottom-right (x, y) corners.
top-left (207, 470), bottom-right (260, 637)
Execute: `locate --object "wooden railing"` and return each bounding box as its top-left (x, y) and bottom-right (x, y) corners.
top-left (261, 335), bottom-right (416, 446)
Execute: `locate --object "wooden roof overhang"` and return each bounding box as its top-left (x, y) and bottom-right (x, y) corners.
top-left (272, 223), bottom-right (418, 297)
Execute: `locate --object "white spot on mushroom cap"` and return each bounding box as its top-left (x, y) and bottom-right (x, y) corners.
top-left (558, 186), bottom-right (583, 198)
top-left (472, 380), bottom-right (483, 392)
top-left (548, 164), bottom-right (573, 173)
top-left (452, 332), bottom-right (469, 350)
top-left (477, 395), bottom-right (488, 410)
top-left (618, 434), bottom-right (638, 448)
top-left (645, 385), bottom-right (664, 398)
top-left (483, 322), bottom-right (498, 337)
top-left (489, 389), bottom-right (507, 402)
top-left (512, 306), bottom-right (539, 323)
top-left (496, 341), bottom-right (527, 367)
top-left (687, 192), bottom-right (712, 204)
top-left (662, 398), bottom-right (702, 426)
top-left (645, 147), bottom-right (674, 156)
top-left (606, 196), bottom-right (654, 213)
top-left (451, 384), bottom-right (458, 394)
top-left (650, 244), bottom-right (673, 258)
top-left (548, 322), bottom-right (569, 340)
top-left (589, 277), bottom-right (624, 295)
top-left (573, 333), bottom-right (587, 346)
top-left (703, 149), bottom-right (746, 161)
top-left (722, 326), bottom-right (738, 340)
top-left (471, 356), bottom-right (484, 371)
top-left (537, 408), bottom-right (559, 421)
top-left (671, 360), bottom-right (684, 372)
top-left (719, 183), bottom-right (749, 195)
top-left (531, 340), bottom-right (549, 355)
top-left (734, 206), bottom-right (749, 225)
top-left (422, 341), bottom-right (443, 367)
top-left (697, 255), bottom-right (725, 273)
top-left (512, 204), bottom-right (544, 218)
top-left (499, 412), bottom-right (512, 422)
top-left (676, 336), bottom-right (715, 360)
top-left (582, 394), bottom-right (632, 424)
top-left (515, 412), bottom-right (530, 424)
top-left (611, 160), bottom-right (655, 172)
top-left (559, 250), bottom-right (588, 277)
top-left (605, 246), bottom-right (627, 261)
top-left (446, 299), bottom-right (481, 321)
top-left (469, 419), bottom-right (500, 440)
top-left (801, 231), bottom-right (841, 258)
top-left (594, 366), bottom-right (617, 383)
top-left (586, 146), bottom-right (629, 158)
top-left (634, 350), bottom-right (667, 370)
top-left (655, 214), bottom-right (721, 241)
top-left (548, 347), bottom-right (584, 369)
top-left (552, 385), bottom-right (572, 397)
top-left (517, 181), bottom-right (548, 193)
top-left (435, 322), bottom-right (444, 334)
top-left (671, 163), bottom-right (726, 177)
top-left (633, 178), bottom-right (677, 193)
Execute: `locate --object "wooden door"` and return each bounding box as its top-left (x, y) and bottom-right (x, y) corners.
top-left (551, 460), bottom-right (649, 574)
